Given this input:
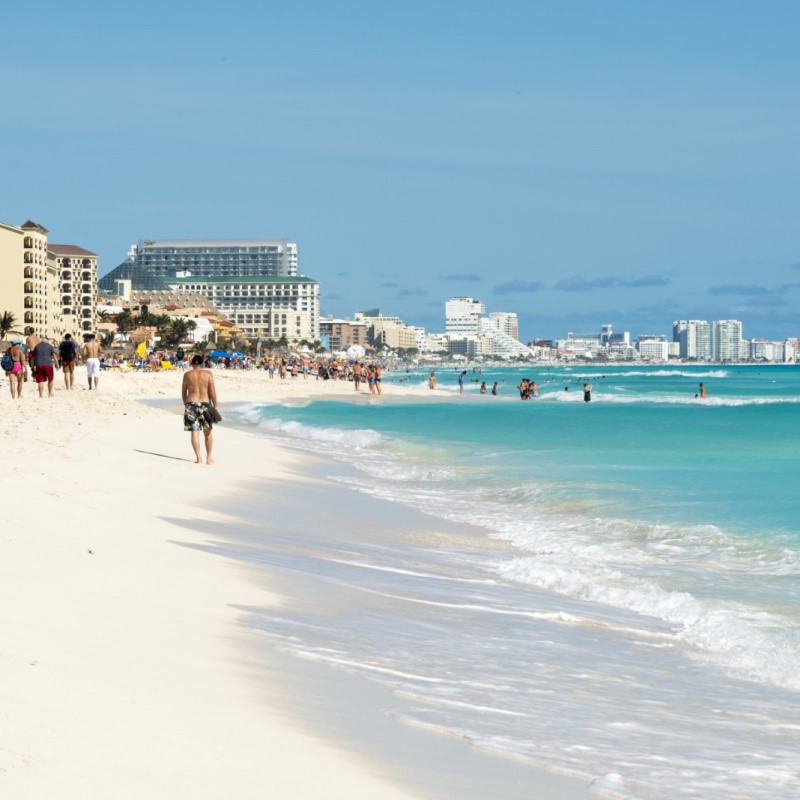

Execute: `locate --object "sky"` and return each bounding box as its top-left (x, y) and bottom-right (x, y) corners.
top-left (2, 0), bottom-right (799, 341)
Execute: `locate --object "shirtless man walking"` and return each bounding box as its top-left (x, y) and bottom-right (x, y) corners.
top-left (181, 354), bottom-right (218, 464)
top-left (83, 334), bottom-right (102, 390)
top-left (25, 327), bottom-right (41, 355)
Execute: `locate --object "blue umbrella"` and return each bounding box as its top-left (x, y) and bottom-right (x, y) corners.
top-left (209, 349), bottom-right (228, 358)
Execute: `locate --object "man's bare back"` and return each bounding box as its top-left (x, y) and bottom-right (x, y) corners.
top-left (83, 340), bottom-right (102, 359)
top-left (182, 367), bottom-right (217, 404)
top-left (182, 359), bottom-right (218, 464)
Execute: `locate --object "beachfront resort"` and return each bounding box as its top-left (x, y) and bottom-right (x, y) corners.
top-left (1, 217), bottom-right (798, 366)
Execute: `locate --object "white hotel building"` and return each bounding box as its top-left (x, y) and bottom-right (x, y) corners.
top-left (166, 275), bottom-right (320, 343)
top-left (445, 297), bottom-right (531, 359)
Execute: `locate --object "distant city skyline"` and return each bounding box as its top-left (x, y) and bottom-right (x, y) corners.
top-left (3, 2), bottom-right (800, 341)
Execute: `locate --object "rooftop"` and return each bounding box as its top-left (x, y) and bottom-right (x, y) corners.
top-left (138, 238), bottom-right (293, 249)
top-left (167, 275), bottom-right (317, 285)
top-left (49, 244), bottom-right (97, 257)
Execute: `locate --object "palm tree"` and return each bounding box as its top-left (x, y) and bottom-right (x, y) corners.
top-left (114, 309), bottom-right (134, 333)
top-left (0, 311), bottom-right (19, 340)
top-left (159, 318), bottom-right (197, 348)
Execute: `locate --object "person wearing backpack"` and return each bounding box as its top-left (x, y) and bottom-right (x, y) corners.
top-left (59, 333), bottom-right (78, 390)
top-left (4, 338), bottom-right (27, 399)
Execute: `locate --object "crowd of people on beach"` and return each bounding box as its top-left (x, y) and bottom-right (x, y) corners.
top-left (2, 327), bottom-right (397, 400)
top-left (2, 328), bottom-right (103, 398)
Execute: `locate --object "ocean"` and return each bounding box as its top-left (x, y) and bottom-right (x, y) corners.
top-left (225, 365), bottom-right (800, 799)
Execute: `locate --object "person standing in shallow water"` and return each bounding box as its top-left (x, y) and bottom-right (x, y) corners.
top-left (583, 382), bottom-right (592, 402)
top-left (428, 371), bottom-right (436, 390)
top-left (699, 382), bottom-right (706, 399)
top-left (182, 354), bottom-right (218, 464)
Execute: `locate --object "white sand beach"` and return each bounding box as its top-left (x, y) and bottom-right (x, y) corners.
top-left (0, 369), bottom-right (593, 799)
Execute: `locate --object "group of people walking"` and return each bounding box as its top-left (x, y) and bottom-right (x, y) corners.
top-left (2, 328), bottom-right (102, 399)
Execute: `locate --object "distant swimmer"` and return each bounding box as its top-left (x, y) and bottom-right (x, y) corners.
top-left (583, 382), bottom-right (592, 403)
top-left (699, 382), bottom-right (706, 398)
top-left (458, 370), bottom-right (466, 397)
top-left (480, 381), bottom-right (487, 394)
top-left (491, 382), bottom-right (498, 396)
top-left (429, 371), bottom-right (436, 390)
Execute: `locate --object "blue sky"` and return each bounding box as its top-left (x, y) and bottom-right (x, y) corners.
top-left (2, 1), bottom-right (799, 340)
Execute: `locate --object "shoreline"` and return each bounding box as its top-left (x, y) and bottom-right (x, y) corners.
top-left (0, 371), bottom-right (593, 799)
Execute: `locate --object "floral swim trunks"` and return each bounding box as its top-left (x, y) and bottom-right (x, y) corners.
top-left (184, 402), bottom-right (213, 431)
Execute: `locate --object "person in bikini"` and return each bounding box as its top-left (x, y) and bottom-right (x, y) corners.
top-left (182, 354), bottom-right (218, 464)
top-left (6, 338), bottom-right (26, 399)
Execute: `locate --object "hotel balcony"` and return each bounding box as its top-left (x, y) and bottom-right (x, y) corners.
top-left (61, 271), bottom-right (72, 280)
top-left (24, 281), bottom-right (33, 294)
top-left (82, 309), bottom-right (92, 319)
top-left (24, 298), bottom-right (34, 309)
top-left (24, 267), bottom-right (33, 279)
top-left (23, 237), bottom-right (33, 249)
top-left (62, 295), bottom-right (72, 306)
top-left (24, 312), bottom-right (33, 323)
top-left (82, 272), bottom-right (92, 281)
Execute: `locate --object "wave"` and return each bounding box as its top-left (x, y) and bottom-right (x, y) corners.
top-left (334, 473), bottom-right (800, 693)
top-left (255, 416), bottom-right (384, 449)
top-left (541, 392), bottom-right (800, 406)
top-left (596, 369), bottom-right (728, 378)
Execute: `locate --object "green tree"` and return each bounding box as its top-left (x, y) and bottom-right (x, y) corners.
top-left (113, 309), bottom-right (134, 333)
top-left (160, 318), bottom-right (197, 348)
top-left (0, 311), bottom-right (19, 340)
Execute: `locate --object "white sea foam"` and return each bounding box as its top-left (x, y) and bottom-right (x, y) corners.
top-left (256, 417), bottom-right (384, 449)
top-left (542, 391), bottom-right (800, 406)
top-left (334, 472), bottom-right (800, 692)
top-left (578, 369), bottom-right (729, 378)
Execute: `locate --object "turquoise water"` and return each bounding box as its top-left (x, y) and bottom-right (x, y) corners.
top-left (230, 365), bottom-right (800, 799)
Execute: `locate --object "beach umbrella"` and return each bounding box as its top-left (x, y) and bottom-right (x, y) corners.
top-left (209, 349), bottom-right (229, 358)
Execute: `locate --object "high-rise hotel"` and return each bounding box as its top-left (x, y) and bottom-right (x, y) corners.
top-left (0, 219), bottom-right (98, 340)
top-left (99, 237), bottom-right (319, 344)
top-left (99, 238), bottom-right (299, 292)
top-left (673, 319), bottom-right (744, 361)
